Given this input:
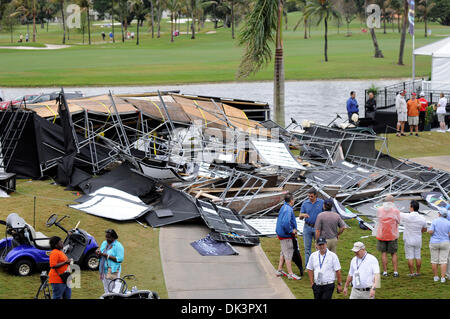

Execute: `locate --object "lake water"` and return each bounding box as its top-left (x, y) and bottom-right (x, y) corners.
top-left (0, 79), bottom-right (403, 125)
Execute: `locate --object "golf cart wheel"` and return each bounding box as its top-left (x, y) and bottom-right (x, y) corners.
top-left (84, 252), bottom-right (99, 271)
top-left (13, 259), bottom-right (34, 276)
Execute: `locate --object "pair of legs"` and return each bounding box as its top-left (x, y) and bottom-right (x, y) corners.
top-left (381, 252), bottom-right (398, 273)
top-left (277, 254), bottom-right (294, 276)
top-left (409, 125), bottom-right (419, 135)
top-left (396, 121), bottom-right (406, 136)
top-left (405, 244), bottom-right (422, 275)
top-left (431, 263), bottom-right (448, 279)
top-left (407, 259), bottom-right (422, 275)
top-left (278, 239), bottom-right (295, 275)
top-left (312, 283), bottom-right (335, 300)
top-left (303, 224), bottom-right (315, 267)
top-left (51, 283), bottom-right (71, 299)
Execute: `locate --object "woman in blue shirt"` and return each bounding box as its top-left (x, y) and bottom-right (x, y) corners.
top-left (428, 209), bottom-right (450, 283)
top-left (97, 229), bottom-right (125, 293)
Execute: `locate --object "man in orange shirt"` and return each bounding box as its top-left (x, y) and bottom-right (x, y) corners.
top-left (407, 93), bottom-right (420, 136)
top-left (49, 236), bottom-right (72, 299)
top-left (418, 92), bottom-right (428, 131)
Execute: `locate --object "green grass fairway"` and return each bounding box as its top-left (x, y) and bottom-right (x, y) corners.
top-left (0, 14), bottom-right (449, 87)
top-left (0, 180), bottom-right (167, 299)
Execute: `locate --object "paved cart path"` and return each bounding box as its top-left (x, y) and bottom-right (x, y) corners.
top-left (159, 223), bottom-right (295, 299)
top-left (410, 156), bottom-right (450, 173)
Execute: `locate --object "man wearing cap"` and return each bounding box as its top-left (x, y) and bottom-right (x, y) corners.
top-left (314, 199), bottom-right (346, 253)
top-left (418, 92), bottom-right (428, 131)
top-left (306, 237), bottom-right (342, 300)
top-left (407, 93), bottom-right (421, 136)
top-left (300, 189), bottom-right (325, 267)
top-left (395, 90), bottom-right (407, 136)
top-left (344, 242), bottom-right (380, 299)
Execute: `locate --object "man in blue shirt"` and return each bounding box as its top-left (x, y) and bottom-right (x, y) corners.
top-left (301, 189), bottom-right (325, 267)
top-left (276, 193), bottom-right (306, 280)
top-left (346, 91), bottom-right (359, 124)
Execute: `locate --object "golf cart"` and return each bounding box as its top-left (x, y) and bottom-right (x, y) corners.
top-left (100, 274), bottom-right (160, 299)
top-left (0, 213), bottom-right (99, 276)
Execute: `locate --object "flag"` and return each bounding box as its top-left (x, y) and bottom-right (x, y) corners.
top-left (408, 0), bottom-right (415, 36)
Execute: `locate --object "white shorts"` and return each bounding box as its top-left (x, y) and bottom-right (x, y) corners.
top-left (404, 244), bottom-right (421, 260)
top-left (397, 112), bottom-right (407, 122)
top-left (430, 242), bottom-right (450, 264)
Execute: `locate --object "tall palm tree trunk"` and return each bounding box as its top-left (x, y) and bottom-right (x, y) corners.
top-left (112, 0), bottom-right (115, 43)
top-left (231, 0), bottom-right (235, 39)
top-left (324, 15), bottom-right (328, 62)
top-left (274, 0), bottom-right (285, 127)
top-left (170, 13), bottom-right (174, 42)
top-left (61, 1), bottom-right (66, 44)
top-left (87, 5), bottom-right (91, 45)
top-left (424, 1), bottom-right (428, 37)
top-left (136, 19), bottom-right (140, 45)
top-left (383, 8), bottom-right (386, 34)
top-left (304, 17), bottom-right (308, 39)
top-left (33, 0), bottom-right (36, 42)
top-left (397, 0), bottom-right (408, 65)
top-left (150, 0), bottom-right (154, 38)
top-left (191, 0), bottom-right (195, 39)
top-left (370, 28), bottom-right (384, 57)
top-left (157, 0), bottom-right (161, 38)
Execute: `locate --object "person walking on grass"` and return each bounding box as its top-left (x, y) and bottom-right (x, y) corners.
top-left (436, 93), bottom-right (448, 132)
top-left (428, 208), bottom-right (450, 283)
top-left (395, 90), bottom-right (407, 136)
top-left (300, 189), bottom-right (325, 267)
top-left (306, 237), bottom-right (342, 300)
top-left (343, 242), bottom-right (380, 299)
top-left (314, 199), bottom-right (346, 253)
top-left (400, 200), bottom-right (427, 277)
top-left (407, 93), bottom-right (421, 136)
top-left (275, 193), bottom-right (306, 280)
top-left (376, 195), bottom-right (400, 277)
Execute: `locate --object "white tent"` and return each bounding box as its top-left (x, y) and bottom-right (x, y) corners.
top-left (414, 37), bottom-right (450, 91)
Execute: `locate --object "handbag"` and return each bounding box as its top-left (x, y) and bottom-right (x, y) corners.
top-left (59, 271), bottom-right (72, 285)
top-left (105, 257), bottom-right (118, 280)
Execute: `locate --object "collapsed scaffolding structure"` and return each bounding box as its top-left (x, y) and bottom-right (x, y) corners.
top-left (0, 89), bottom-right (449, 246)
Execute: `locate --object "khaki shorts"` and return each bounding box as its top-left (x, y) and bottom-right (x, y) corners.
top-left (377, 239), bottom-right (398, 254)
top-left (280, 238), bottom-right (294, 260)
top-left (429, 242), bottom-right (450, 264)
top-left (408, 116), bottom-right (419, 126)
top-left (326, 238), bottom-right (338, 253)
top-left (437, 113), bottom-right (445, 122)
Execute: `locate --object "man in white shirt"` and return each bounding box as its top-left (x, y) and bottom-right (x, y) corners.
top-left (306, 237), bottom-right (342, 300)
top-left (400, 200), bottom-right (427, 276)
top-left (344, 242), bottom-right (380, 299)
top-left (395, 90), bottom-right (407, 136)
top-left (436, 92), bottom-right (448, 132)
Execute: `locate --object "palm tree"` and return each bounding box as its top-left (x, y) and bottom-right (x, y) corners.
top-left (397, 0), bottom-right (408, 65)
top-left (78, 0), bottom-right (91, 44)
top-left (130, 0), bottom-right (147, 45)
top-left (10, 0), bottom-right (36, 42)
top-left (293, 0), bottom-right (309, 39)
top-left (304, 0), bottom-right (341, 62)
top-left (418, 0), bottom-right (434, 37)
top-left (50, 0), bottom-right (66, 44)
top-left (237, 0), bottom-right (286, 126)
top-left (165, 0), bottom-right (179, 42)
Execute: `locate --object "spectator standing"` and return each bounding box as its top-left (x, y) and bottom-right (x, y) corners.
top-left (19, 33), bottom-right (23, 43)
top-left (300, 189), bottom-right (325, 267)
top-left (25, 33), bottom-right (29, 42)
top-left (436, 93), bottom-right (448, 132)
top-left (109, 31), bottom-right (114, 42)
top-left (48, 236), bottom-right (72, 299)
top-left (418, 92), bottom-right (428, 131)
top-left (427, 208), bottom-right (450, 283)
top-left (400, 200), bottom-right (427, 276)
top-left (306, 237), bottom-right (342, 300)
top-left (314, 199), bottom-right (346, 253)
top-left (343, 242), bottom-right (380, 299)
top-left (365, 92), bottom-right (376, 120)
top-left (97, 229), bottom-right (125, 293)
top-left (376, 195), bottom-right (401, 277)
top-left (346, 91), bottom-right (359, 124)
top-left (275, 193), bottom-right (306, 280)
top-left (407, 93), bottom-right (421, 136)
top-left (101, 31), bottom-right (106, 41)
top-left (395, 90), bottom-right (407, 136)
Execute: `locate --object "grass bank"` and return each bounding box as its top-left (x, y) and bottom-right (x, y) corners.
top-left (0, 14), bottom-right (448, 87)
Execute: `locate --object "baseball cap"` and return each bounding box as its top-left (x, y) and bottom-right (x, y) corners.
top-left (324, 199), bottom-right (333, 206)
top-left (420, 92), bottom-right (425, 97)
top-left (412, 92), bottom-right (417, 96)
top-left (317, 237), bottom-right (327, 245)
top-left (351, 242), bottom-right (365, 252)
top-left (438, 207), bottom-right (448, 218)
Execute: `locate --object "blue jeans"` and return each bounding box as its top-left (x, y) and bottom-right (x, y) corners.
top-left (51, 283), bottom-right (71, 299)
top-left (303, 224), bottom-right (316, 267)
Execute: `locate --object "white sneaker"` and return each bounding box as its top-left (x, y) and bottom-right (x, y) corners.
top-left (275, 270), bottom-right (285, 277)
top-left (288, 273), bottom-right (301, 280)
top-left (437, 129), bottom-right (446, 133)
top-left (434, 276), bottom-right (439, 282)
top-left (441, 277), bottom-right (446, 283)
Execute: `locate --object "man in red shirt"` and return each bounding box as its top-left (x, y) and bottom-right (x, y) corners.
top-left (418, 92), bottom-right (428, 131)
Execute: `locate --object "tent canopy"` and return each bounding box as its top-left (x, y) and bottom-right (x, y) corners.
top-left (413, 37), bottom-right (450, 90)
